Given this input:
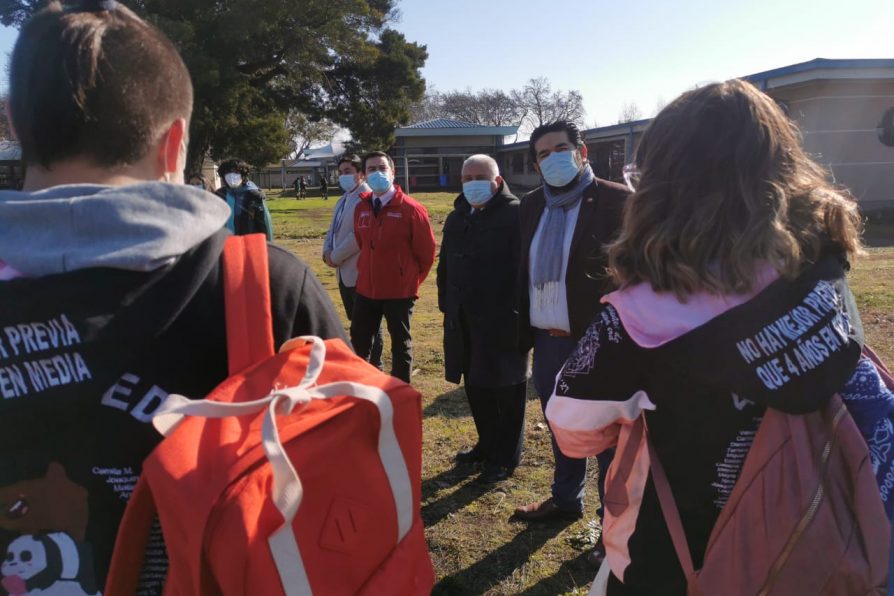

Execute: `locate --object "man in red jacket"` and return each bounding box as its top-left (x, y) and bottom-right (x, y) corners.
top-left (351, 151), bottom-right (436, 383)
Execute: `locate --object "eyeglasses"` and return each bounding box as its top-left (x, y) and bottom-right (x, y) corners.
top-left (622, 163), bottom-right (641, 192)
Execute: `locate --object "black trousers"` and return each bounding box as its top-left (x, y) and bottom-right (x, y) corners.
top-left (465, 382), bottom-right (526, 469)
top-left (351, 293), bottom-right (415, 383)
top-left (338, 279), bottom-right (383, 369)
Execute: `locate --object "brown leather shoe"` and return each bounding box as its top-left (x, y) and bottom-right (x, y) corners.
top-left (510, 497), bottom-right (583, 522)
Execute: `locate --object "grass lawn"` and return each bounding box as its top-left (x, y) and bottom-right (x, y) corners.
top-left (263, 189), bottom-right (894, 595)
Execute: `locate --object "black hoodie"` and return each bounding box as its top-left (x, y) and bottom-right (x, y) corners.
top-left (0, 183), bottom-right (347, 592)
top-left (547, 253), bottom-right (863, 595)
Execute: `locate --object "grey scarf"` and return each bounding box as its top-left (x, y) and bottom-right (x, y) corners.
top-left (531, 164), bottom-right (596, 307)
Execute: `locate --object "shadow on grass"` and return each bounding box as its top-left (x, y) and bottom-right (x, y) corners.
top-left (516, 550), bottom-right (595, 595)
top-left (422, 472), bottom-right (491, 527)
top-left (424, 386), bottom-right (471, 419)
top-left (432, 522), bottom-right (579, 595)
top-left (421, 464), bottom-right (477, 502)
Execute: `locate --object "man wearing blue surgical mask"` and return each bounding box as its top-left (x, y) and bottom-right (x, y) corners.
top-left (322, 154), bottom-right (383, 369)
top-left (437, 155), bottom-right (527, 484)
top-left (351, 151), bottom-right (436, 383)
top-left (511, 121), bottom-right (629, 564)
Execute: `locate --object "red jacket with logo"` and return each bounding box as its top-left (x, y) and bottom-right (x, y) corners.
top-left (353, 186), bottom-right (436, 300)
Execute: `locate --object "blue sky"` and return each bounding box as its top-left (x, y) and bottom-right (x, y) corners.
top-left (0, 0), bottom-right (891, 127)
top-left (395, 0), bottom-right (894, 126)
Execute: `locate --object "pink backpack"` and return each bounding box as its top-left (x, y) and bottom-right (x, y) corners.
top-left (640, 349), bottom-right (892, 595)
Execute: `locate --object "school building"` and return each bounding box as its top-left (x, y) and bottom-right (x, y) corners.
top-left (254, 142), bottom-right (344, 190)
top-left (744, 58), bottom-right (894, 213)
top-left (497, 58), bottom-right (894, 213)
top-left (390, 119), bottom-right (518, 190)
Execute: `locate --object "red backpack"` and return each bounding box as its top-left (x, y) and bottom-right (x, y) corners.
top-left (105, 235), bottom-right (434, 595)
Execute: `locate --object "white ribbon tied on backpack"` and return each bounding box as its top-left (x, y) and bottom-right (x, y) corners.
top-left (151, 336), bottom-right (413, 596)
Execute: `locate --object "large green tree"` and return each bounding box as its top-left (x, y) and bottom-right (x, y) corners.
top-left (0, 0), bottom-right (427, 171)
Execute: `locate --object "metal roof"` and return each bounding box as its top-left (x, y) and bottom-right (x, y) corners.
top-left (744, 58), bottom-right (894, 90)
top-left (403, 118), bottom-right (485, 129)
top-left (745, 58), bottom-right (894, 82)
top-left (397, 118), bottom-right (518, 137)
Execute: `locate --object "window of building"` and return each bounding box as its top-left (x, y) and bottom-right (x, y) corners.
top-left (588, 140), bottom-right (626, 183)
top-left (511, 153), bottom-right (524, 174)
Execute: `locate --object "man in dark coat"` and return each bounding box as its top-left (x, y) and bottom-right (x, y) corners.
top-left (437, 155), bottom-right (528, 484)
top-left (319, 174), bottom-right (329, 200)
top-left (511, 120), bottom-right (628, 562)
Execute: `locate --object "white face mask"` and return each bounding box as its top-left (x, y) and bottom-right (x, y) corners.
top-left (224, 173), bottom-right (243, 188)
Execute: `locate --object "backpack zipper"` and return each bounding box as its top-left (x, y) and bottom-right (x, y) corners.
top-left (757, 403), bottom-right (847, 595)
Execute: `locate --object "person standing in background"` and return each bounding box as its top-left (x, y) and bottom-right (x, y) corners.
top-left (320, 174), bottom-right (329, 200)
top-left (437, 154), bottom-right (528, 484)
top-left (351, 151), bottom-right (436, 383)
top-left (511, 121), bottom-right (628, 568)
top-left (323, 154), bottom-right (383, 369)
top-left (215, 157), bottom-right (273, 240)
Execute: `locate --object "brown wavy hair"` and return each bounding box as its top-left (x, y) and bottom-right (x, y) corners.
top-left (608, 79), bottom-right (862, 298)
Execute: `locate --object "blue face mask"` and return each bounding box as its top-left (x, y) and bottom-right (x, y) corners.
top-left (538, 150), bottom-right (581, 187)
top-left (338, 174), bottom-right (358, 192)
top-left (366, 171), bottom-right (392, 194)
top-left (463, 180), bottom-right (494, 207)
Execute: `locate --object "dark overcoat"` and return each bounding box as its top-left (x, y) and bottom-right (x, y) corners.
top-left (437, 182), bottom-right (528, 387)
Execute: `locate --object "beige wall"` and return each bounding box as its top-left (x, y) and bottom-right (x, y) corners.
top-left (771, 79), bottom-right (894, 212)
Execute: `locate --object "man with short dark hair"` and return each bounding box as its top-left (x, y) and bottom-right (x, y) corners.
top-left (215, 157), bottom-right (273, 240)
top-left (323, 154), bottom-right (383, 368)
top-left (351, 151), bottom-right (436, 383)
top-left (511, 121), bottom-right (628, 545)
top-left (0, 3), bottom-right (346, 589)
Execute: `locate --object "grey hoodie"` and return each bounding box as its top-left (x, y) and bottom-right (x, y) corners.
top-left (0, 181), bottom-right (346, 592)
top-left (0, 182), bottom-right (230, 276)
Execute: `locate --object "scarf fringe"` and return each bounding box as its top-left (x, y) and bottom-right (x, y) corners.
top-left (534, 282), bottom-right (562, 308)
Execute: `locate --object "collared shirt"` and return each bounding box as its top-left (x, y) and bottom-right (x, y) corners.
top-left (325, 182), bottom-right (370, 254)
top-left (374, 185), bottom-right (396, 208)
top-left (528, 199), bottom-right (582, 332)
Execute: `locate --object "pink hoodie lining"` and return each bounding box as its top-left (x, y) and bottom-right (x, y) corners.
top-left (602, 265), bottom-right (780, 348)
top-left (0, 259), bottom-right (24, 281)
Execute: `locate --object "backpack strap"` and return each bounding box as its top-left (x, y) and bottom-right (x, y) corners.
top-left (643, 417), bottom-right (697, 579)
top-left (863, 345), bottom-right (894, 389)
top-left (222, 234), bottom-right (276, 374)
top-left (104, 476), bottom-right (157, 596)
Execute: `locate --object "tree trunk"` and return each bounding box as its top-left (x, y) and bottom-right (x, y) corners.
top-left (186, 138), bottom-right (211, 181)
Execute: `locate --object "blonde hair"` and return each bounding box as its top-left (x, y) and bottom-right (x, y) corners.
top-left (608, 79), bottom-right (862, 298)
